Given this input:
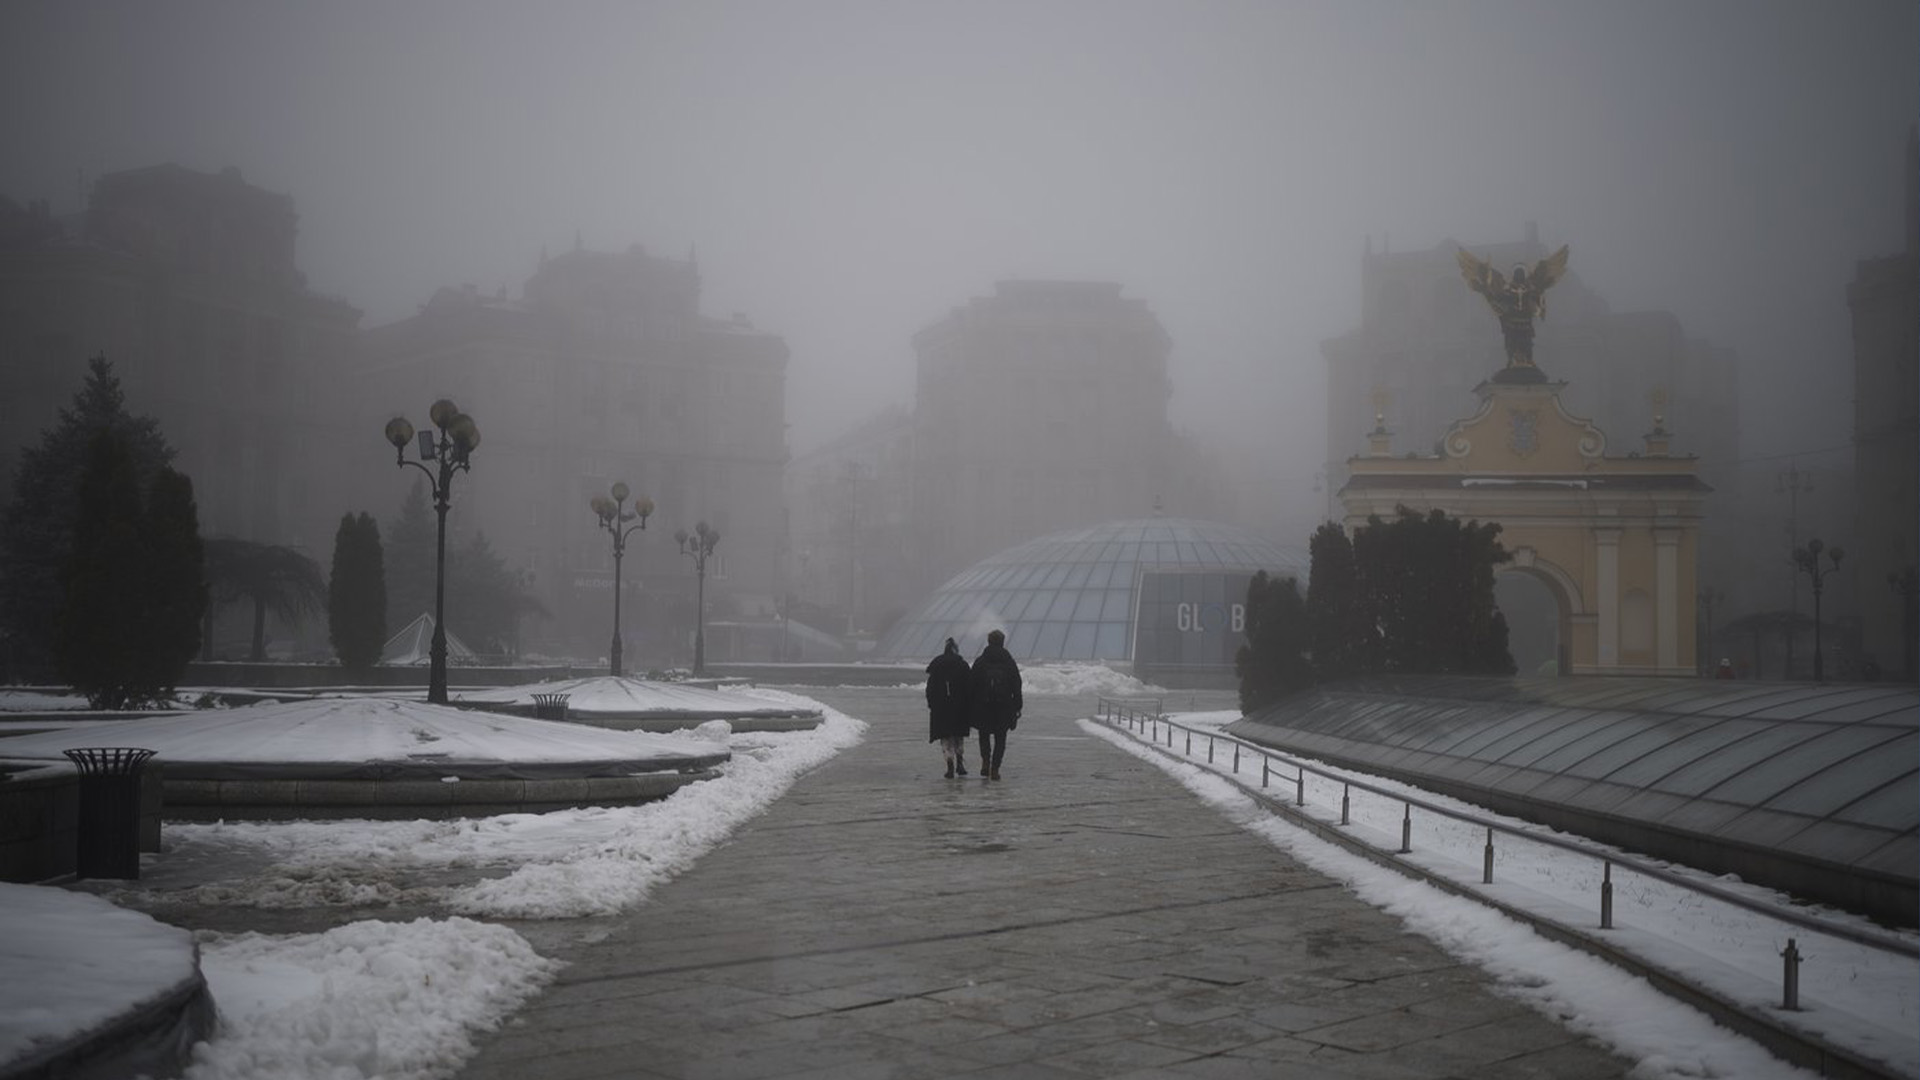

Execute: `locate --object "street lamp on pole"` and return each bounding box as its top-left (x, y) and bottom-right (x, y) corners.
top-left (1696, 586), bottom-right (1724, 676)
top-left (384, 399), bottom-right (481, 705)
top-left (1791, 538), bottom-right (1844, 683)
top-left (675, 521), bottom-right (720, 675)
top-left (590, 482), bottom-right (653, 677)
top-left (1776, 464), bottom-right (1814, 677)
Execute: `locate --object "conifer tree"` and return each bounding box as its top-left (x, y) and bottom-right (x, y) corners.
top-left (1234, 570), bottom-right (1314, 713)
top-left (329, 512), bottom-right (387, 672)
top-left (1, 356), bottom-right (173, 681)
top-left (1306, 522), bottom-right (1375, 679)
top-left (143, 468), bottom-right (207, 690)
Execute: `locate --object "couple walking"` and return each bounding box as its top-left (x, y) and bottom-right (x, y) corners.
top-left (925, 628), bottom-right (1023, 780)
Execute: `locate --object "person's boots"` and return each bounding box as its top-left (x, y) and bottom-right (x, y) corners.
top-left (944, 763), bottom-right (954, 779)
top-left (956, 754), bottom-right (968, 777)
top-left (990, 767), bottom-right (1001, 780)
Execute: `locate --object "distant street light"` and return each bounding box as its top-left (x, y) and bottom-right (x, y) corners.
top-left (675, 521), bottom-right (720, 676)
top-left (1791, 538), bottom-right (1844, 683)
top-left (384, 399), bottom-right (481, 705)
top-left (1776, 464), bottom-right (1814, 677)
top-left (1696, 586), bottom-right (1724, 676)
top-left (590, 483), bottom-right (653, 677)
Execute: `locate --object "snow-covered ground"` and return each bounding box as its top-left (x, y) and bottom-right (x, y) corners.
top-left (0, 697), bottom-right (724, 776)
top-left (1086, 711), bottom-right (1920, 1080)
top-left (0, 882), bottom-right (199, 1064)
top-left (451, 674), bottom-right (817, 717)
top-left (3, 690), bottom-right (864, 1080)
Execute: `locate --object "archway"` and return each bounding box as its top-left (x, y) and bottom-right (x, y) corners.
top-left (1496, 567), bottom-right (1569, 676)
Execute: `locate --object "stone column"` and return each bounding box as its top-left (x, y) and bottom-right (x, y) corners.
top-left (1595, 527), bottom-right (1621, 668)
top-left (1655, 526), bottom-right (1682, 670)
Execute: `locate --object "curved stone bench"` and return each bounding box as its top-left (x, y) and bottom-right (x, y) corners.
top-left (0, 884), bottom-right (214, 1080)
top-left (160, 767), bottom-right (721, 821)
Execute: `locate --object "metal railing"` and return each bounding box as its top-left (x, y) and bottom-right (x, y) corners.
top-left (1092, 698), bottom-right (1918, 999)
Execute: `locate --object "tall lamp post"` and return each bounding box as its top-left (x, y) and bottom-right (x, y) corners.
top-left (675, 521), bottom-right (720, 675)
top-left (1696, 586), bottom-right (1724, 676)
top-left (384, 399), bottom-right (481, 705)
top-left (1791, 538), bottom-right (1844, 683)
top-left (1776, 464), bottom-right (1814, 677)
top-left (590, 483), bottom-right (653, 676)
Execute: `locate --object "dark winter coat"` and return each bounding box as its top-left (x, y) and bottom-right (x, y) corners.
top-left (926, 647), bottom-right (974, 741)
top-left (969, 644), bottom-right (1023, 735)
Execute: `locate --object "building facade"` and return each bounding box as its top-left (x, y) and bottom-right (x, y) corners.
top-left (908, 280), bottom-right (1179, 594)
top-left (0, 165), bottom-right (362, 558)
top-left (355, 245), bottom-right (789, 666)
top-left (1848, 130), bottom-right (1920, 680)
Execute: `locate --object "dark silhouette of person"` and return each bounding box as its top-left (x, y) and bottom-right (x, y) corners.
top-left (925, 637), bottom-right (973, 778)
top-left (970, 628), bottom-right (1023, 780)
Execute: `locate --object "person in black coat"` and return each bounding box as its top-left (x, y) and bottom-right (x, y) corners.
top-left (926, 637), bottom-right (973, 778)
top-left (969, 628), bottom-right (1023, 781)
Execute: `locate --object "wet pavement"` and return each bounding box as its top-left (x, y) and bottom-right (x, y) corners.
top-left (452, 686), bottom-right (1634, 1079)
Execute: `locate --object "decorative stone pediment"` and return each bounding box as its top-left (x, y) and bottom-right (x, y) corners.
top-left (1441, 379), bottom-right (1606, 471)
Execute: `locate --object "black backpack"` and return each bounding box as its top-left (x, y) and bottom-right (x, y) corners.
top-left (978, 663), bottom-right (1015, 709)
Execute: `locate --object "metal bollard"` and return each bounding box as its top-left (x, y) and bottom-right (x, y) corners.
top-left (1232, 743), bottom-right (1240, 773)
top-left (1261, 758), bottom-right (1269, 788)
top-left (1341, 782), bottom-right (1351, 825)
top-left (1208, 736), bottom-right (1215, 764)
top-left (1482, 827), bottom-right (1494, 884)
top-left (1398, 803), bottom-right (1412, 853)
top-left (1781, 939), bottom-right (1801, 1010)
top-left (1296, 766), bottom-right (1305, 807)
top-left (1186, 730), bottom-right (1191, 755)
top-left (1600, 861), bottom-right (1614, 929)
top-left (1167, 722), bottom-right (1174, 748)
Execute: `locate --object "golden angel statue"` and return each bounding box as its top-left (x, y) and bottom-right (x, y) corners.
top-left (1456, 245), bottom-right (1569, 370)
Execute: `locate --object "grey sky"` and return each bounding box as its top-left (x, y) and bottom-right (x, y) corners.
top-left (5, 0), bottom-right (1914, 480)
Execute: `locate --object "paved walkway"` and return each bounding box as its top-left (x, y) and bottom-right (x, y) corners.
top-left (458, 689), bottom-right (1634, 1079)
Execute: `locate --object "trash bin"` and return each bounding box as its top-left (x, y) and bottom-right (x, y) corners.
top-left (62, 747), bottom-right (156, 880)
top-left (531, 693), bottom-right (571, 721)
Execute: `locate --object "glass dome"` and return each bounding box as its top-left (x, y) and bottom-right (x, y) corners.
top-left (876, 518), bottom-right (1311, 662)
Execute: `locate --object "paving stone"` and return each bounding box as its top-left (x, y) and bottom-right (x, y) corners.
top-left (452, 688), bottom-right (1636, 1080)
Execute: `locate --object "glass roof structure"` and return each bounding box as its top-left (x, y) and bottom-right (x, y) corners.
top-left (1230, 675), bottom-right (1919, 923)
top-left (876, 518), bottom-right (1310, 662)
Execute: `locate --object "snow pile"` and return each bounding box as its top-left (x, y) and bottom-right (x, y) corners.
top-left (0, 697), bottom-right (719, 773)
top-left (0, 690), bottom-right (93, 712)
top-left (1018, 662), bottom-right (1164, 697)
top-left (455, 675), bottom-right (815, 718)
top-left (185, 917), bottom-right (557, 1080)
top-left (151, 700), bottom-right (866, 918)
top-left (1082, 717), bottom-right (1905, 1080)
top-left (449, 707), bottom-right (865, 918)
top-left (0, 883), bottom-right (198, 1064)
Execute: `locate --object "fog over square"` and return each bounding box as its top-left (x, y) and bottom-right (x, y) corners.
top-left (5, 0), bottom-right (1911, 472)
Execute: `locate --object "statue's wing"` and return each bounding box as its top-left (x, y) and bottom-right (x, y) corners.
top-left (1456, 248), bottom-right (1503, 295)
top-left (1530, 245), bottom-right (1570, 291)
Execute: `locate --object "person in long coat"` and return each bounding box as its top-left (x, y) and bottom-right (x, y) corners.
top-left (926, 637), bottom-right (973, 778)
top-left (969, 628), bottom-right (1023, 781)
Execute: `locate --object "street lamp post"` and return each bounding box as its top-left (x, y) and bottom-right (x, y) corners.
top-left (1791, 538), bottom-right (1844, 683)
top-left (384, 399), bottom-right (481, 705)
top-left (1696, 586), bottom-right (1724, 676)
top-left (675, 521), bottom-right (720, 675)
top-left (1776, 464), bottom-right (1814, 677)
top-left (591, 482), bottom-right (654, 677)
